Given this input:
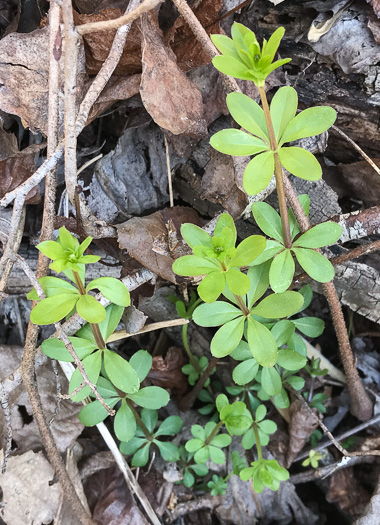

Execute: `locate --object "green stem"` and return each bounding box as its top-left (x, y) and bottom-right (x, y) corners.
top-left (258, 86), bottom-right (292, 249)
top-left (125, 398), bottom-right (154, 441)
top-left (205, 420), bottom-right (225, 446)
top-left (72, 270), bottom-right (106, 350)
top-left (252, 423), bottom-right (263, 460)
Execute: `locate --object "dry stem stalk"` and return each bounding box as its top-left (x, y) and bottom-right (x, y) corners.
top-left (284, 175), bottom-right (373, 421)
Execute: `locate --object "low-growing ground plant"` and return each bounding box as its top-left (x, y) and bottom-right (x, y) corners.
top-left (28, 22), bottom-right (343, 501)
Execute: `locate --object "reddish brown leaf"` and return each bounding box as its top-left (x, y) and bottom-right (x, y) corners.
top-left (148, 347), bottom-right (187, 395)
top-left (201, 150), bottom-right (248, 219)
top-left (74, 9), bottom-right (142, 75)
top-left (285, 397), bottom-right (319, 467)
top-left (116, 206), bottom-right (201, 284)
top-left (165, 0), bottom-right (223, 71)
top-left (140, 12), bottom-right (207, 137)
top-left (0, 143), bottom-right (44, 204)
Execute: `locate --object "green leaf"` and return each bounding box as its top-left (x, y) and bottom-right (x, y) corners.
top-left (271, 320), bottom-right (295, 347)
top-left (269, 249), bottom-right (295, 293)
top-left (261, 367), bottom-right (282, 396)
top-left (210, 433), bottom-right (232, 448)
top-left (216, 394), bottom-right (229, 413)
top-left (229, 235), bottom-right (266, 267)
top-left (114, 401), bottom-right (136, 442)
top-left (78, 398), bottom-right (118, 426)
top-left (233, 359), bottom-right (259, 385)
top-left (285, 375), bottom-right (305, 390)
top-left (197, 271), bottom-right (225, 303)
top-left (77, 236), bottom-right (92, 256)
top-left (280, 106), bottom-right (337, 145)
top-left (270, 86), bottom-right (298, 141)
top-left (141, 409), bottom-right (158, 434)
top-left (102, 304), bottom-right (124, 341)
top-left (96, 377), bottom-right (118, 398)
top-left (155, 441), bottom-right (180, 462)
top-left (292, 317), bottom-right (325, 337)
top-left (58, 226), bottom-right (79, 251)
top-left (296, 283), bottom-right (313, 312)
top-left (249, 240), bottom-right (283, 267)
top-left (277, 349), bottom-right (306, 370)
top-left (255, 404), bottom-right (266, 422)
top-left (69, 350), bottom-right (102, 402)
top-left (226, 92), bottom-right (269, 141)
top-left (30, 294), bottom-right (79, 325)
top-left (181, 223), bottom-right (212, 250)
top-left (129, 387), bottom-right (169, 409)
top-left (258, 420), bottom-right (277, 434)
top-left (262, 27), bottom-right (285, 62)
top-left (230, 340), bottom-right (252, 361)
top-left (30, 276), bottom-right (78, 298)
top-left (172, 255), bottom-right (219, 276)
top-left (214, 214), bottom-right (237, 246)
top-left (212, 55), bottom-right (255, 81)
top-left (132, 443), bottom-right (151, 467)
top-left (253, 291), bottom-right (304, 319)
top-left (210, 129), bottom-right (268, 156)
top-left (193, 302), bottom-right (241, 327)
top-left (251, 202), bottom-right (284, 242)
top-left (41, 336), bottom-right (98, 362)
top-left (226, 269), bottom-right (250, 296)
top-left (76, 295), bottom-right (106, 324)
top-left (243, 151), bottom-right (275, 195)
top-left (129, 350), bottom-right (152, 382)
top-left (247, 263), bottom-right (270, 307)
top-left (293, 222), bottom-right (342, 249)
top-left (209, 446), bottom-right (226, 464)
top-left (120, 436), bottom-right (147, 456)
top-left (211, 317), bottom-right (245, 358)
top-left (155, 416), bottom-right (183, 437)
top-left (86, 277), bottom-right (130, 307)
top-left (278, 147), bottom-right (321, 181)
top-left (247, 318), bottom-right (277, 367)
top-left (211, 34), bottom-right (242, 61)
top-left (103, 349), bottom-right (140, 394)
top-left (186, 438), bottom-right (204, 453)
top-left (289, 332), bottom-right (307, 357)
top-left (293, 248), bottom-right (335, 282)
top-left (36, 241), bottom-right (66, 260)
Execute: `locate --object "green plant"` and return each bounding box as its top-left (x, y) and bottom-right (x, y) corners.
top-left (302, 449), bottom-right (326, 468)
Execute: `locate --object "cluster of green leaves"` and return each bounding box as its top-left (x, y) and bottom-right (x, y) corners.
top-left (182, 356), bottom-right (212, 386)
top-left (210, 24), bottom-right (337, 197)
top-left (240, 404), bottom-right (277, 450)
top-left (211, 24), bottom-right (290, 87)
top-left (192, 264), bottom-right (304, 367)
top-left (177, 446), bottom-right (209, 488)
top-left (251, 199), bottom-right (342, 289)
top-left (120, 409), bottom-right (183, 466)
top-left (302, 449), bottom-right (326, 468)
top-left (28, 227), bottom-right (130, 325)
top-left (172, 214), bottom-right (265, 302)
top-left (240, 458), bottom-right (289, 493)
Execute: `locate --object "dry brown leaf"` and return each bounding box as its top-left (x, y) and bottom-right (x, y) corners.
top-left (0, 449), bottom-right (62, 525)
top-left (0, 143), bottom-right (44, 204)
top-left (0, 26), bottom-right (86, 134)
top-left (148, 347), bottom-right (187, 395)
top-left (327, 468), bottom-right (370, 516)
top-left (117, 206), bottom-right (201, 283)
top-left (285, 397), bottom-right (319, 467)
top-left (0, 345), bottom-right (83, 454)
top-left (140, 12), bottom-right (207, 137)
top-left (74, 9), bottom-right (142, 75)
top-left (201, 149), bottom-right (248, 219)
top-left (165, 0), bottom-right (223, 71)
top-left (123, 303), bottom-right (148, 333)
top-left (84, 465), bottom-right (150, 524)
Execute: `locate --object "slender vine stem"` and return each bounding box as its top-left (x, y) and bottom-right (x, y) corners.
top-left (252, 424), bottom-right (263, 460)
top-left (234, 294), bottom-right (250, 316)
top-left (258, 86), bottom-right (292, 249)
top-left (204, 420), bottom-right (224, 445)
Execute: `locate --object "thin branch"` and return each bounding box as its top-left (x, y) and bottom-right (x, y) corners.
top-left (164, 135), bottom-right (174, 207)
top-left (76, 0), bottom-right (162, 35)
top-left (290, 455), bottom-right (366, 484)
top-left (171, 0), bottom-right (241, 93)
top-left (0, 381), bottom-right (12, 473)
top-left (48, 360), bottom-right (62, 426)
top-left (107, 317), bottom-right (189, 342)
top-left (283, 174), bottom-right (373, 421)
top-left (331, 124), bottom-right (380, 177)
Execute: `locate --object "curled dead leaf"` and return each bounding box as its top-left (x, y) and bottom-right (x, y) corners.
top-left (140, 12), bottom-right (207, 137)
top-left (285, 397), bottom-right (319, 467)
top-left (148, 347), bottom-right (187, 395)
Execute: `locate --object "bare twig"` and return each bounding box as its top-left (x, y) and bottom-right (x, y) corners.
top-left (0, 381), bottom-right (12, 473)
top-left (164, 135), bottom-right (174, 207)
top-left (107, 317), bottom-right (189, 342)
top-left (283, 174), bottom-right (373, 421)
top-left (48, 359), bottom-right (62, 426)
top-left (331, 124), bottom-right (380, 177)
top-left (171, 0), bottom-right (241, 93)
